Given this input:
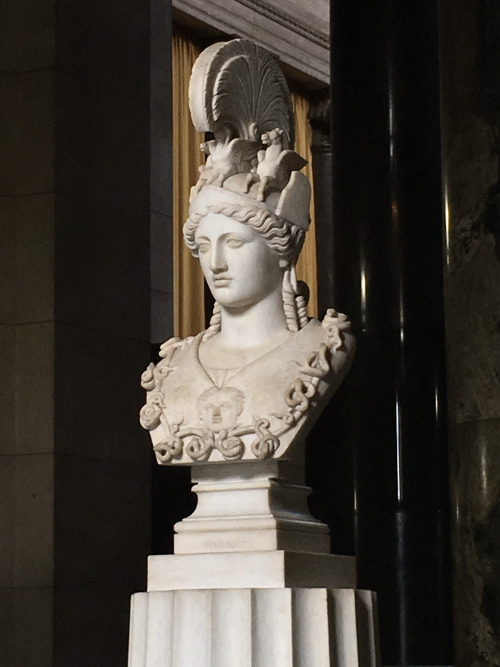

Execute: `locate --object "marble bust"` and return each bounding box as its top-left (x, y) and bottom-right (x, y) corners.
top-left (129, 42), bottom-right (379, 667)
top-left (140, 39), bottom-right (355, 466)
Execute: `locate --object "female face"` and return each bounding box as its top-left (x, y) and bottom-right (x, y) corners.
top-left (194, 212), bottom-right (285, 309)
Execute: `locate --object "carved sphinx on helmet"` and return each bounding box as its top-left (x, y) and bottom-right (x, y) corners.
top-left (139, 39), bottom-right (355, 465)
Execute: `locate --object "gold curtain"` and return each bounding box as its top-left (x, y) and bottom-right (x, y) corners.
top-left (292, 91), bottom-right (318, 318)
top-left (172, 30), bottom-right (204, 338)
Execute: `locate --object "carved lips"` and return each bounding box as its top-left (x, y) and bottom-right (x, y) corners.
top-left (213, 276), bottom-right (232, 287)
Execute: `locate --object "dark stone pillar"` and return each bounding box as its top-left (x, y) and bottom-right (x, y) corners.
top-left (306, 93), bottom-right (356, 559)
top-left (151, 0), bottom-right (174, 344)
top-left (2, 0), bottom-right (169, 664)
top-left (330, 1), bottom-right (452, 664)
top-left (53, 0), bottom-right (170, 664)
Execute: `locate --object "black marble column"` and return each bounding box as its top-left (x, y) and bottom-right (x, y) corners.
top-left (330, 1), bottom-right (452, 664)
top-left (305, 93), bottom-right (356, 558)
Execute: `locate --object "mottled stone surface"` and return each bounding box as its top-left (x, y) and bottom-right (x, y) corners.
top-left (445, 232), bottom-right (500, 424)
top-left (441, 0), bottom-right (500, 664)
top-left (451, 419), bottom-right (500, 667)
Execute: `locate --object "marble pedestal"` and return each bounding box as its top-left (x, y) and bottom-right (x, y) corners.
top-left (128, 462), bottom-right (380, 666)
top-left (129, 580), bottom-right (379, 666)
top-left (128, 555), bottom-right (379, 666)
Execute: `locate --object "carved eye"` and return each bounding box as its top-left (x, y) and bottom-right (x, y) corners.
top-left (198, 242), bottom-right (210, 254)
top-left (226, 237), bottom-right (245, 248)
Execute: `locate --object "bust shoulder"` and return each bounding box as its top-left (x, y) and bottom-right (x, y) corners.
top-left (139, 309), bottom-right (355, 465)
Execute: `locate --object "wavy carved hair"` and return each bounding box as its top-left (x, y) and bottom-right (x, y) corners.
top-left (183, 203), bottom-right (308, 338)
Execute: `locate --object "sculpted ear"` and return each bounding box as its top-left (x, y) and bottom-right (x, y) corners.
top-left (279, 258), bottom-right (289, 269)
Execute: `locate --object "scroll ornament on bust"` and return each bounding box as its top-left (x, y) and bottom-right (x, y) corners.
top-left (140, 39), bottom-right (355, 465)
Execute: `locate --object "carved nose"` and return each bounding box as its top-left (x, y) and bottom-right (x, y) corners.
top-left (209, 244), bottom-right (227, 273)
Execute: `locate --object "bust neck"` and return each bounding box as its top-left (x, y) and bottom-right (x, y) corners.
top-left (219, 287), bottom-right (289, 348)
top-left (200, 288), bottom-right (292, 370)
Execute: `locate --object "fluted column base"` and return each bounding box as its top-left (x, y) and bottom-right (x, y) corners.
top-left (128, 586), bottom-right (379, 667)
top-left (128, 588), bottom-right (380, 667)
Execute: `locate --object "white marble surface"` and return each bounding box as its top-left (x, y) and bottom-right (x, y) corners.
top-left (129, 37), bottom-right (378, 667)
top-left (147, 551), bottom-right (356, 591)
top-left (142, 313), bottom-right (354, 464)
top-left (128, 587), bottom-right (379, 666)
top-left (173, 460), bottom-right (331, 555)
top-left (140, 39), bottom-right (355, 466)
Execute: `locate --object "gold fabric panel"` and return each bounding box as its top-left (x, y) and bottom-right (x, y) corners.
top-left (172, 31), bottom-right (205, 338)
top-left (292, 91), bottom-right (318, 318)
